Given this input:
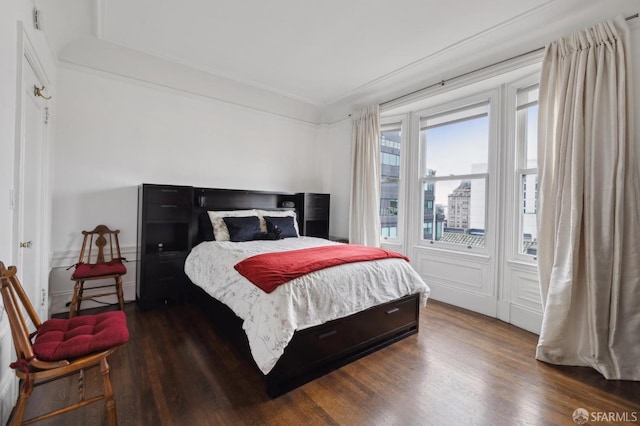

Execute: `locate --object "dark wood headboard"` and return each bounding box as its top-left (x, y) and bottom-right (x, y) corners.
top-left (190, 187), bottom-right (298, 246)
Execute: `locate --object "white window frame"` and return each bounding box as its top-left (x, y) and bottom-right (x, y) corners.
top-left (379, 115), bottom-right (407, 245)
top-left (506, 75), bottom-right (540, 264)
top-left (414, 90), bottom-right (500, 255)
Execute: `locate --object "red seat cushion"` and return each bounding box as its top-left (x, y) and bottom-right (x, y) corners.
top-left (32, 311), bottom-right (129, 361)
top-left (71, 260), bottom-right (126, 279)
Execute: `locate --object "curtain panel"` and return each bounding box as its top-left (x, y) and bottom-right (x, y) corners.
top-left (349, 105), bottom-right (381, 247)
top-left (536, 16), bottom-right (640, 380)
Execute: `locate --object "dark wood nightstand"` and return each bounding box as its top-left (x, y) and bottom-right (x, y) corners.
top-left (136, 184), bottom-right (193, 307)
top-left (296, 193), bottom-right (330, 239)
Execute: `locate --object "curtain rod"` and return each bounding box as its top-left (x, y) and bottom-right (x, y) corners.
top-left (380, 12), bottom-right (639, 108)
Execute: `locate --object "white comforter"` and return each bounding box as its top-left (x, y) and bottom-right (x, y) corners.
top-left (184, 237), bottom-right (430, 374)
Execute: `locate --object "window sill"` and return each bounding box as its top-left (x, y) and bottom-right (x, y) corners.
top-left (414, 245), bottom-right (491, 263)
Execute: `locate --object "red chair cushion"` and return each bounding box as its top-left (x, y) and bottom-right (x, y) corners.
top-left (71, 260), bottom-right (126, 279)
top-left (32, 311), bottom-right (129, 361)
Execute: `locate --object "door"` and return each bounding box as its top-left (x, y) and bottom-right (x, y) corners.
top-left (13, 51), bottom-right (49, 320)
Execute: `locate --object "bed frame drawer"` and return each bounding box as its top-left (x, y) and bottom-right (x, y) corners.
top-left (277, 317), bottom-right (359, 370)
top-left (271, 294), bottom-right (419, 378)
top-left (352, 296), bottom-right (419, 341)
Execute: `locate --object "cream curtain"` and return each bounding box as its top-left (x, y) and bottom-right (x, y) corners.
top-left (536, 16), bottom-right (640, 380)
top-left (349, 105), bottom-right (381, 247)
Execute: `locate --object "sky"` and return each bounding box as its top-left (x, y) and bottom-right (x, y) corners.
top-left (423, 114), bottom-right (489, 207)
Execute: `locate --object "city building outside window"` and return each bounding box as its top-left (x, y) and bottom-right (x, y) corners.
top-left (380, 119), bottom-right (403, 241)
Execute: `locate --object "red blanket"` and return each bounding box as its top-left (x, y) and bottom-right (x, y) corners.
top-left (234, 244), bottom-right (409, 293)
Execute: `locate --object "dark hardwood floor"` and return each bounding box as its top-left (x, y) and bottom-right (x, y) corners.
top-left (21, 300), bottom-right (640, 425)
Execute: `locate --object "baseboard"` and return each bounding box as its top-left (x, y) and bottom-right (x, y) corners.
top-left (496, 299), bottom-right (510, 322)
top-left (0, 371), bottom-right (17, 425)
top-left (49, 282), bottom-right (136, 315)
top-left (428, 283), bottom-right (497, 317)
top-left (510, 304), bottom-right (542, 335)
top-left (428, 284), bottom-right (541, 335)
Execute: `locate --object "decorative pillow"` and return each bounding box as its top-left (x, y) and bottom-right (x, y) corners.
top-left (256, 209), bottom-right (300, 236)
top-left (264, 216), bottom-right (298, 238)
top-left (222, 216), bottom-right (262, 242)
top-left (208, 210), bottom-right (258, 241)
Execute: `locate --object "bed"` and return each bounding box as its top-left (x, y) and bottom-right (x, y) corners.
top-left (184, 188), bottom-right (430, 397)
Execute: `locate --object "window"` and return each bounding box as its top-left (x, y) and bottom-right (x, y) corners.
top-left (516, 85), bottom-right (539, 257)
top-left (420, 102), bottom-right (490, 247)
top-left (380, 119), bottom-right (403, 241)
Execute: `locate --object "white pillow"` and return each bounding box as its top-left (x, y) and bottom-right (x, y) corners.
top-left (208, 210), bottom-right (258, 241)
top-left (256, 209), bottom-right (300, 236)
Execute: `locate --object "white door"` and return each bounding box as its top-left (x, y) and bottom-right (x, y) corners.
top-left (14, 53), bottom-right (48, 320)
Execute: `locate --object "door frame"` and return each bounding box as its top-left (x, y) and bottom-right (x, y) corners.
top-left (12, 22), bottom-right (52, 319)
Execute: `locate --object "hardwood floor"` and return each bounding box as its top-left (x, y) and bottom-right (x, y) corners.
top-left (20, 300), bottom-right (640, 425)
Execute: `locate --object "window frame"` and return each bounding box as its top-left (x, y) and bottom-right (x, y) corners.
top-left (507, 75), bottom-right (540, 263)
top-left (379, 115), bottom-right (407, 245)
top-left (513, 82), bottom-right (539, 262)
top-left (414, 90), bottom-right (499, 254)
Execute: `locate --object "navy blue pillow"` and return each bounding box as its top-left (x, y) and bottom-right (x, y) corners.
top-left (264, 216), bottom-right (298, 238)
top-left (222, 216), bottom-right (262, 242)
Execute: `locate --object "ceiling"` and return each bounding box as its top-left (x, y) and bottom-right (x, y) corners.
top-left (38, 0), bottom-right (638, 111)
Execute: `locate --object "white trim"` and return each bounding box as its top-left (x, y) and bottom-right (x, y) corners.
top-left (335, 2), bottom-right (553, 108)
top-left (0, 372), bottom-right (18, 425)
top-left (379, 115), bottom-right (407, 248)
top-left (496, 299), bottom-right (510, 322)
top-left (428, 284), bottom-right (497, 318)
top-left (381, 50), bottom-right (545, 114)
top-left (58, 61), bottom-right (322, 127)
top-left (12, 21), bottom-right (53, 321)
top-left (415, 245), bottom-right (491, 263)
top-left (50, 245), bottom-right (138, 268)
top-left (507, 259), bottom-right (538, 271)
top-left (413, 89), bottom-right (500, 257)
top-left (0, 322), bottom-right (17, 425)
top-left (509, 304), bottom-right (542, 334)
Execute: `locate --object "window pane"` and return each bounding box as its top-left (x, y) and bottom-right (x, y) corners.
top-left (516, 85), bottom-right (539, 258)
top-left (521, 173), bottom-right (538, 255)
top-left (381, 181), bottom-right (399, 235)
top-left (525, 105), bottom-right (538, 168)
top-left (380, 125), bottom-right (401, 238)
top-left (421, 103), bottom-right (489, 176)
top-left (381, 128), bottom-right (401, 179)
top-left (423, 178), bottom-right (486, 247)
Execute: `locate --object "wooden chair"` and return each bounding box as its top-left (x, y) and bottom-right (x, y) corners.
top-left (0, 261), bottom-right (129, 425)
top-left (69, 225), bottom-right (126, 318)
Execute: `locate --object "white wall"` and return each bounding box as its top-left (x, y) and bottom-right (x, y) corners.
top-left (49, 65), bottom-right (323, 313)
top-left (317, 119), bottom-right (352, 240)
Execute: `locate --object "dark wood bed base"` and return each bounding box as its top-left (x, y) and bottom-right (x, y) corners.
top-left (187, 187), bottom-right (421, 397)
